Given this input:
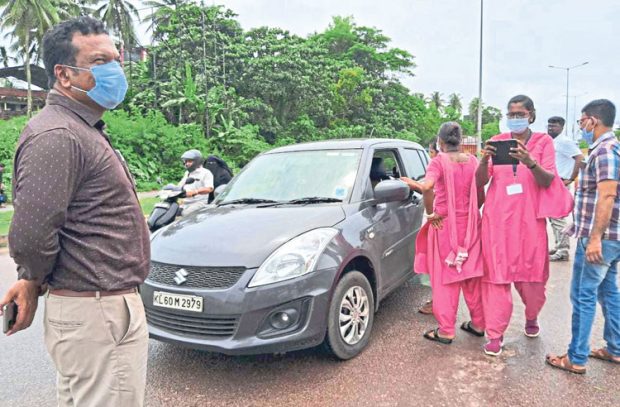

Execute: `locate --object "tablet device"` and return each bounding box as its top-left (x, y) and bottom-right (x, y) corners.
top-left (488, 139), bottom-right (519, 165)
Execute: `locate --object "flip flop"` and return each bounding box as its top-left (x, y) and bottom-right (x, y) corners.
top-left (589, 348), bottom-right (620, 364)
top-left (418, 300), bottom-right (433, 315)
top-left (460, 321), bottom-right (485, 337)
top-left (423, 328), bottom-right (453, 345)
top-left (545, 354), bottom-right (586, 375)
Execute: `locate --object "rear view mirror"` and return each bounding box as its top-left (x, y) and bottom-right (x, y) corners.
top-left (374, 180), bottom-right (409, 204)
top-left (185, 177), bottom-right (196, 185)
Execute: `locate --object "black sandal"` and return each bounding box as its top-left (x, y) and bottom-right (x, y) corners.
top-left (423, 328), bottom-right (453, 344)
top-left (460, 321), bottom-right (485, 337)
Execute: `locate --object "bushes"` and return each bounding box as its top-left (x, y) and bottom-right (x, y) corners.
top-left (0, 115), bottom-right (27, 200)
top-left (103, 109), bottom-right (209, 189)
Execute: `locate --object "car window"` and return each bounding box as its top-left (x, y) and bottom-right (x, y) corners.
top-left (402, 148), bottom-right (427, 180)
top-left (372, 150), bottom-right (403, 179)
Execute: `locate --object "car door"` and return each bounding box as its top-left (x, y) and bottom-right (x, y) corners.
top-left (366, 148), bottom-right (423, 292)
top-left (399, 147), bottom-right (429, 270)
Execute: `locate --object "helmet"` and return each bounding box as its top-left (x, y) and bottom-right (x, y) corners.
top-left (181, 149), bottom-right (203, 172)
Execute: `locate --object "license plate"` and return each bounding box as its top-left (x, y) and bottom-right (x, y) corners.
top-left (153, 291), bottom-right (203, 313)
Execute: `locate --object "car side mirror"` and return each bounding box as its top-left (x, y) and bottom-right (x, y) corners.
top-left (213, 184), bottom-right (227, 198)
top-left (374, 180), bottom-right (410, 204)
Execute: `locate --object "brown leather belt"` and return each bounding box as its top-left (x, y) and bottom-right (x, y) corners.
top-left (49, 288), bottom-right (137, 297)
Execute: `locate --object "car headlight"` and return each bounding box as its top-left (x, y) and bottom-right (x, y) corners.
top-left (248, 228), bottom-right (338, 288)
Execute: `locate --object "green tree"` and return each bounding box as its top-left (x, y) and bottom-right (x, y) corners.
top-left (430, 91), bottom-right (444, 111)
top-left (0, 0), bottom-right (62, 116)
top-left (448, 93), bottom-right (462, 115)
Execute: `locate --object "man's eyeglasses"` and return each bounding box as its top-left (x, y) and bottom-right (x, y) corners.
top-left (576, 117), bottom-right (590, 125)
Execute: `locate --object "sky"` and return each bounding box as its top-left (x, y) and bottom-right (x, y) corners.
top-left (201, 0), bottom-right (619, 138)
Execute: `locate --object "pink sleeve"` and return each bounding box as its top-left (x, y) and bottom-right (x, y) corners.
top-left (425, 157), bottom-right (442, 183)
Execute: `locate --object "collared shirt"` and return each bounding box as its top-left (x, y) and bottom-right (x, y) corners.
top-left (573, 131), bottom-right (620, 241)
top-left (179, 167), bottom-right (214, 205)
top-left (10, 91), bottom-right (150, 291)
top-left (553, 135), bottom-right (582, 179)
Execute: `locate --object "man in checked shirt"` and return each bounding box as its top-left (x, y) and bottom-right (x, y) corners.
top-left (546, 99), bottom-right (620, 374)
top-left (0, 17), bottom-right (150, 405)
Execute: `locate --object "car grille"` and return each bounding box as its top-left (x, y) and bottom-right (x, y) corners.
top-left (146, 307), bottom-right (239, 337)
top-left (147, 262), bottom-right (246, 289)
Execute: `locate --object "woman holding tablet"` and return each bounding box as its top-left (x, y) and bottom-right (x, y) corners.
top-left (476, 95), bottom-right (573, 356)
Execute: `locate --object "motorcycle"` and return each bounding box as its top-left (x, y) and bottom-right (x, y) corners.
top-left (147, 178), bottom-right (195, 233)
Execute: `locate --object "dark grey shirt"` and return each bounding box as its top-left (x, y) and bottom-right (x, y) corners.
top-left (9, 91), bottom-right (150, 291)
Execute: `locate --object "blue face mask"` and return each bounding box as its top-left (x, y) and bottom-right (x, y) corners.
top-left (581, 128), bottom-right (594, 145)
top-left (580, 118), bottom-right (596, 145)
top-left (506, 118), bottom-right (530, 134)
top-left (66, 61), bottom-right (128, 109)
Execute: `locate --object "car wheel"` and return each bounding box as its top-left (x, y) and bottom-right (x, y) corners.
top-left (323, 271), bottom-right (375, 360)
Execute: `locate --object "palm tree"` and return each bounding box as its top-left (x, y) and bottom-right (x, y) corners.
top-left (143, 0), bottom-right (189, 34)
top-left (0, 0), bottom-right (61, 116)
top-left (448, 93), bottom-right (462, 114)
top-left (0, 46), bottom-right (15, 68)
top-left (95, 0), bottom-right (141, 50)
top-left (430, 91), bottom-right (444, 111)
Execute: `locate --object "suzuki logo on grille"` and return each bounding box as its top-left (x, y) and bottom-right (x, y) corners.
top-left (174, 268), bottom-right (189, 285)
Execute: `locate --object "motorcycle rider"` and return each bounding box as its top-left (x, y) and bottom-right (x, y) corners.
top-left (179, 149), bottom-right (214, 215)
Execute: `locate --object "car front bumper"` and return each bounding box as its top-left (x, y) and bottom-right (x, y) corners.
top-left (140, 266), bottom-right (338, 355)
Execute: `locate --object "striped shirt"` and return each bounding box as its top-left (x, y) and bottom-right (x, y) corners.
top-left (573, 131), bottom-right (620, 240)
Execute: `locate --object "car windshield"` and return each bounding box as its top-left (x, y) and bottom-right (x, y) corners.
top-left (217, 149), bottom-right (362, 204)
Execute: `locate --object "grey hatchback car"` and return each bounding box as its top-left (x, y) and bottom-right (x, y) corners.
top-left (142, 139), bottom-right (429, 359)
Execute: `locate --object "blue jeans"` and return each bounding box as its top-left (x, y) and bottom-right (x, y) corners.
top-left (568, 238), bottom-right (620, 365)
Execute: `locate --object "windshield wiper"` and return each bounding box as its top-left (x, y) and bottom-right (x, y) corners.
top-left (218, 198), bottom-right (279, 206)
top-left (284, 197), bottom-right (343, 205)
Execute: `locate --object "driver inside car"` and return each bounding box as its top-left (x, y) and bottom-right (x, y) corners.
top-left (369, 157), bottom-right (391, 189)
top-left (179, 149), bottom-right (214, 216)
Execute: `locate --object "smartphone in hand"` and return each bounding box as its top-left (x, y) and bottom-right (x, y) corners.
top-left (488, 139), bottom-right (519, 165)
top-left (2, 302), bottom-right (17, 334)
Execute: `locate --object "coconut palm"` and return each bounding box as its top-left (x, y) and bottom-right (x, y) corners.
top-left (448, 93), bottom-right (462, 114)
top-left (143, 0), bottom-right (190, 34)
top-left (0, 0), bottom-right (61, 116)
top-left (95, 0), bottom-right (141, 48)
top-left (430, 91), bottom-right (444, 111)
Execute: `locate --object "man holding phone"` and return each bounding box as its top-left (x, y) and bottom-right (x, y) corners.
top-left (0, 17), bottom-right (150, 405)
top-left (547, 116), bottom-right (584, 262)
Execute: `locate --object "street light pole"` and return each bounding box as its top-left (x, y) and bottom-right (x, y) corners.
top-left (549, 61), bottom-right (589, 136)
top-left (476, 0), bottom-right (484, 151)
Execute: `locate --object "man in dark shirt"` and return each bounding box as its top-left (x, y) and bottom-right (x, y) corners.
top-left (0, 17), bottom-right (150, 406)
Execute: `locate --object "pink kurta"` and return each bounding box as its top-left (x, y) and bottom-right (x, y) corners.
top-left (481, 132), bottom-right (571, 284)
top-left (415, 153), bottom-right (483, 284)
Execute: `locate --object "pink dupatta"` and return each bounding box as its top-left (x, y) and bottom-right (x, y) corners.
top-left (414, 153), bottom-right (481, 276)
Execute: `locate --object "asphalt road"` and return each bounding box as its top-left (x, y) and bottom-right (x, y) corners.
top-left (0, 245), bottom-right (618, 407)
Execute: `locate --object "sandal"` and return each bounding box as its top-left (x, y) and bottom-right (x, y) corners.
top-left (460, 321), bottom-right (485, 337)
top-left (423, 328), bottom-right (453, 345)
top-left (545, 354), bottom-right (586, 374)
top-left (589, 348), bottom-right (620, 364)
top-left (418, 300), bottom-right (433, 315)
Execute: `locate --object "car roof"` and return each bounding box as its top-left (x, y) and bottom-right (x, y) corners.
top-left (266, 138), bottom-right (425, 154)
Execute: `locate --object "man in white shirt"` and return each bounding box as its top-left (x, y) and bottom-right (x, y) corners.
top-left (179, 149), bottom-right (214, 215)
top-left (547, 116), bottom-right (585, 261)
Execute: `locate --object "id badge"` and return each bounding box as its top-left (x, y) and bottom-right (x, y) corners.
top-left (506, 183), bottom-right (523, 195)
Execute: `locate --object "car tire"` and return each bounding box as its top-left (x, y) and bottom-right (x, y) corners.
top-left (323, 271), bottom-right (375, 360)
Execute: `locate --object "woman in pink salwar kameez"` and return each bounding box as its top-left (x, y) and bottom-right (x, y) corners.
top-left (476, 95), bottom-right (573, 356)
top-left (402, 122), bottom-right (486, 344)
